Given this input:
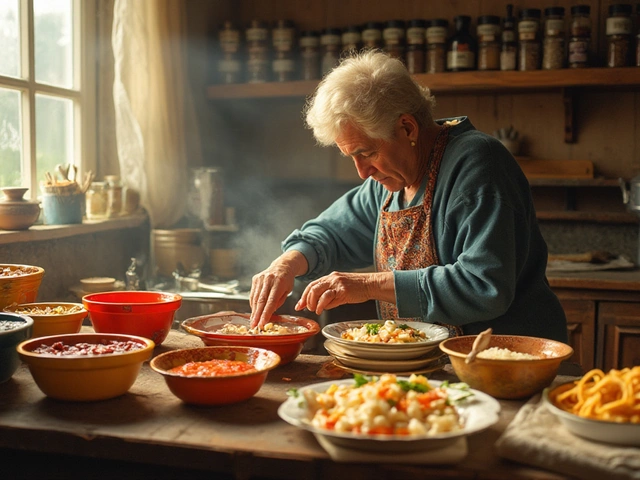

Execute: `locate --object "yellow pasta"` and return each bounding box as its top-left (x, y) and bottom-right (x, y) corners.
top-left (552, 366), bottom-right (640, 423)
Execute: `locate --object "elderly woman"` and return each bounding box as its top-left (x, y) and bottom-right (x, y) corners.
top-left (250, 50), bottom-right (567, 342)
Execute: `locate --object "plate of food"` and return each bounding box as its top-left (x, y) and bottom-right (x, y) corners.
top-left (543, 366), bottom-right (640, 446)
top-left (324, 339), bottom-right (445, 373)
top-left (278, 373), bottom-right (500, 452)
top-left (181, 312), bottom-right (320, 365)
top-left (322, 320), bottom-right (449, 360)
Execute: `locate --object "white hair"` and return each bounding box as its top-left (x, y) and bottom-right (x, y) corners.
top-left (304, 50), bottom-right (436, 146)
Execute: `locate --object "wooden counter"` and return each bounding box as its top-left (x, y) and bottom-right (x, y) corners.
top-left (0, 329), bottom-right (571, 480)
top-left (547, 268), bottom-right (640, 294)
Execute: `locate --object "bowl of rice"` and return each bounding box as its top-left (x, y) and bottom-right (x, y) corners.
top-left (439, 334), bottom-right (573, 399)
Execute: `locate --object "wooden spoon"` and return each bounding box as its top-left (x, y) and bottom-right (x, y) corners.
top-left (465, 328), bottom-right (493, 364)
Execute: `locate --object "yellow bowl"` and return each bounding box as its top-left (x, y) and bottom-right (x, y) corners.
top-left (3, 302), bottom-right (88, 337)
top-left (439, 334), bottom-right (573, 399)
top-left (0, 264), bottom-right (45, 310)
top-left (17, 332), bottom-right (155, 401)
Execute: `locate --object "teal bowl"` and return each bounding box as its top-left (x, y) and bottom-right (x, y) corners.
top-left (0, 312), bottom-right (34, 383)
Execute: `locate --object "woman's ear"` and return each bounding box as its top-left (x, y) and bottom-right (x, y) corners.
top-left (397, 114), bottom-right (419, 142)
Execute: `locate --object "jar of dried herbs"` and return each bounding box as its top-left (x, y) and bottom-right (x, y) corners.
top-left (383, 20), bottom-right (406, 61)
top-left (518, 8), bottom-right (542, 71)
top-left (568, 4), bottom-right (591, 68)
top-left (500, 4), bottom-right (517, 71)
top-left (406, 19), bottom-right (426, 73)
top-left (426, 19), bottom-right (448, 73)
top-left (245, 20), bottom-right (270, 83)
top-left (217, 21), bottom-right (241, 84)
top-left (477, 15), bottom-right (501, 71)
top-left (320, 27), bottom-right (342, 75)
top-left (542, 7), bottom-right (565, 70)
top-left (606, 3), bottom-right (634, 67)
top-left (361, 22), bottom-right (383, 50)
top-left (299, 30), bottom-right (321, 80)
top-left (271, 19), bottom-right (296, 82)
top-left (341, 25), bottom-right (362, 56)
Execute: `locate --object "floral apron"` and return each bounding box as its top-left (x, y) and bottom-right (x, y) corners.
top-left (374, 125), bottom-right (462, 337)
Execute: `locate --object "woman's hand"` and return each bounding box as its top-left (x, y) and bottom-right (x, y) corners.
top-left (296, 271), bottom-right (395, 315)
top-left (250, 251), bottom-right (308, 329)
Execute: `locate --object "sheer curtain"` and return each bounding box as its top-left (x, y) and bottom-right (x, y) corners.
top-left (111, 0), bottom-right (201, 228)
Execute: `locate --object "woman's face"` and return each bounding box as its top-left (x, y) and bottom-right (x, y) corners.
top-left (335, 117), bottom-right (419, 192)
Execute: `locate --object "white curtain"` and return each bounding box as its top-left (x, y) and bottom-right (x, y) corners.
top-left (111, 0), bottom-right (200, 228)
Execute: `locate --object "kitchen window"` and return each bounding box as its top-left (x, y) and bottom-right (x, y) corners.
top-left (0, 0), bottom-right (96, 199)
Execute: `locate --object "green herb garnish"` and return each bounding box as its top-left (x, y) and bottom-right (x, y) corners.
top-left (354, 373), bottom-right (374, 387)
top-left (398, 324), bottom-right (410, 330)
top-left (397, 380), bottom-right (430, 393)
top-left (365, 323), bottom-right (381, 335)
top-left (286, 388), bottom-right (300, 398)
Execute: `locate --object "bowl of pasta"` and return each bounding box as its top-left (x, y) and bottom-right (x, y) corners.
top-left (278, 373), bottom-right (500, 452)
top-left (180, 312), bottom-right (320, 365)
top-left (322, 320), bottom-right (449, 361)
top-left (543, 366), bottom-right (640, 447)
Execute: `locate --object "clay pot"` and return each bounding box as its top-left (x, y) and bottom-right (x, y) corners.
top-left (0, 188), bottom-right (41, 230)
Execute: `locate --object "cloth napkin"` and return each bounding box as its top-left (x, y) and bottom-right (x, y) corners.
top-left (495, 394), bottom-right (640, 480)
top-left (313, 433), bottom-right (467, 464)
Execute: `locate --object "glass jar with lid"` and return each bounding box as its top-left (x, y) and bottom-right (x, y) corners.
top-left (568, 4), bottom-right (591, 68)
top-left (405, 19), bottom-right (426, 73)
top-left (271, 19), bottom-right (296, 82)
top-left (341, 25), bottom-right (362, 57)
top-left (299, 30), bottom-right (321, 80)
top-left (245, 19), bottom-right (270, 83)
top-left (216, 21), bottom-right (242, 84)
top-left (85, 182), bottom-right (108, 220)
top-left (426, 19), bottom-right (448, 73)
top-left (383, 20), bottom-right (406, 61)
top-left (361, 22), bottom-right (383, 50)
top-left (518, 8), bottom-right (542, 71)
top-left (500, 4), bottom-right (517, 71)
top-left (320, 27), bottom-right (342, 75)
top-left (104, 175), bottom-right (123, 218)
top-left (447, 15), bottom-right (476, 71)
top-left (542, 6), bottom-right (565, 70)
top-left (606, 3), bottom-right (634, 67)
top-left (477, 15), bottom-right (501, 71)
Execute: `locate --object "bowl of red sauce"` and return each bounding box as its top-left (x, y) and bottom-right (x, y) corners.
top-left (150, 346), bottom-right (281, 406)
top-left (17, 332), bottom-right (155, 401)
top-left (180, 312), bottom-right (319, 365)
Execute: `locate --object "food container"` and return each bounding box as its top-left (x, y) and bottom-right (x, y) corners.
top-left (0, 264), bottom-right (45, 310)
top-left (0, 312), bottom-right (34, 383)
top-left (3, 302), bottom-right (87, 338)
top-left (42, 192), bottom-right (84, 225)
top-left (0, 187), bottom-right (41, 230)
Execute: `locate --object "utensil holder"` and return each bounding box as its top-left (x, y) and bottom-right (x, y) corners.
top-left (42, 193), bottom-right (84, 225)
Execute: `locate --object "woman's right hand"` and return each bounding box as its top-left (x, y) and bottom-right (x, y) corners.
top-left (250, 250), bottom-right (308, 329)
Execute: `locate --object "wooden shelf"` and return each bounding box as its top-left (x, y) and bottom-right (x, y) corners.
top-left (536, 211), bottom-right (638, 223)
top-left (528, 177), bottom-right (623, 187)
top-left (206, 68), bottom-right (640, 100)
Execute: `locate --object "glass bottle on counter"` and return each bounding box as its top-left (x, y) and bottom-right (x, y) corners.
top-left (477, 15), bottom-right (501, 71)
top-left (272, 19), bottom-right (296, 82)
top-left (245, 19), bottom-right (270, 83)
top-left (447, 15), bottom-right (476, 72)
top-left (85, 181), bottom-right (108, 220)
top-left (320, 27), bottom-right (342, 75)
top-left (361, 22), bottom-right (383, 50)
top-left (383, 20), bottom-right (406, 61)
top-left (501, 4), bottom-right (517, 71)
top-left (299, 30), bottom-right (321, 80)
top-left (568, 4), bottom-right (591, 68)
top-left (426, 18), bottom-right (448, 73)
top-left (606, 3), bottom-right (634, 67)
top-left (341, 24), bottom-right (362, 57)
top-left (216, 21), bottom-right (242, 84)
top-left (405, 19), bottom-right (426, 73)
top-left (518, 8), bottom-right (542, 71)
top-left (542, 7), bottom-right (565, 70)
top-left (104, 175), bottom-right (123, 218)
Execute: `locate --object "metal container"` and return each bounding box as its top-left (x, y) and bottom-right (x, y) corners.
top-left (152, 228), bottom-right (205, 278)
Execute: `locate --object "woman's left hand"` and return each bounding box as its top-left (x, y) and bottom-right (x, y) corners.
top-left (296, 271), bottom-right (395, 315)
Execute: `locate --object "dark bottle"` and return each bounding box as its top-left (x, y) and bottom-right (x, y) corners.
top-left (447, 15), bottom-right (477, 71)
top-left (501, 4), bottom-right (517, 70)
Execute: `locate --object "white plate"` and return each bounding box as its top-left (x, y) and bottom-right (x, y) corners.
top-left (324, 340), bottom-right (445, 373)
top-left (543, 385), bottom-right (640, 447)
top-left (322, 320), bottom-right (449, 360)
top-left (330, 357), bottom-right (448, 377)
top-left (278, 378), bottom-right (500, 452)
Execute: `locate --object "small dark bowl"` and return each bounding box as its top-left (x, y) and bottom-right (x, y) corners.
top-left (0, 312), bottom-right (34, 383)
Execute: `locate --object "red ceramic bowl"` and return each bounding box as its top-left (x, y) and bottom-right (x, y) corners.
top-left (181, 312), bottom-right (320, 365)
top-left (83, 291), bottom-right (182, 345)
top-left (150, 346), bottom-right (280, 405)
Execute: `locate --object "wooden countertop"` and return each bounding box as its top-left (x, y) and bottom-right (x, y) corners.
top-left (0, 329), bottom-right (574, 480)
top-left (547, 268), bottom-right (640, 292)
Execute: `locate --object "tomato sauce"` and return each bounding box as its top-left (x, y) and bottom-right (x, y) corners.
top-left (169, 359), bottom-right (257, 377)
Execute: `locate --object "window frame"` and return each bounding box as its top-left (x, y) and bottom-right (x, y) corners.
top-left (0, 0), bottom-right (96, 199)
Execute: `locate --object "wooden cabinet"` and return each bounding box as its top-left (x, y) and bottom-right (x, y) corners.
top-left (597, 302), bottom-right (640, 371)
top-left (559, 299), bottom-right (596, 371)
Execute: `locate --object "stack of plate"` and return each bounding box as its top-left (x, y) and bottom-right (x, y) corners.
top-left (322, 320), bottom-right (450, 375)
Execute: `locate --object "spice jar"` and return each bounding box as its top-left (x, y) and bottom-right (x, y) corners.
top-left (383, 20), bottom-right (406, 61)
top-left (299, 30), bottom-right (321, 80)
top-left (568, 5), bottom-right (591, 68)
top-left (341, 25), bottom-right (362, 56)
top-left (606, 4), bottom-right (634, 67)
top-left (542, 7), bottom-right (565, 70)
top-left (477, 15), bottom-right (501, 71)
top-left (320, 27), bottom-right (342, 75)
top-left (272, 19), bottom-right (296, 82)
top-left (245, 19), bottom-right (270, 83)
top-left (104, 175), bottom-right (123, 218)
top-left (518, 8), bottom-right (542, 71)
top-left (447, 15), bottom-right (476, 72)
top-left (217, 21), bottom-right (242, 84)
top-left (426, 19), bottom-right (448, 73)
top-left (361, 22), bottom-right (383, 50)
top-left (405, 19), bottom-right (426, 73)
top-left (85, 182), bottom-right (107, 220)
top-left (501, 4), bottom-right (517, 71)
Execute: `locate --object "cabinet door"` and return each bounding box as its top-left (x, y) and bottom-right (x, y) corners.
top-left (597, 302), bottom-right (640, 371)
top-left (559, 299), bottom-right (596, 371)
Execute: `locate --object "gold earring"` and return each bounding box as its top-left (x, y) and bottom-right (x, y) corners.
top-left (410, 141), bottom-right (416, 147)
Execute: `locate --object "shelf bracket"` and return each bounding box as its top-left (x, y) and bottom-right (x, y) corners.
top-left (563, 87), bottom-right (576, 144)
